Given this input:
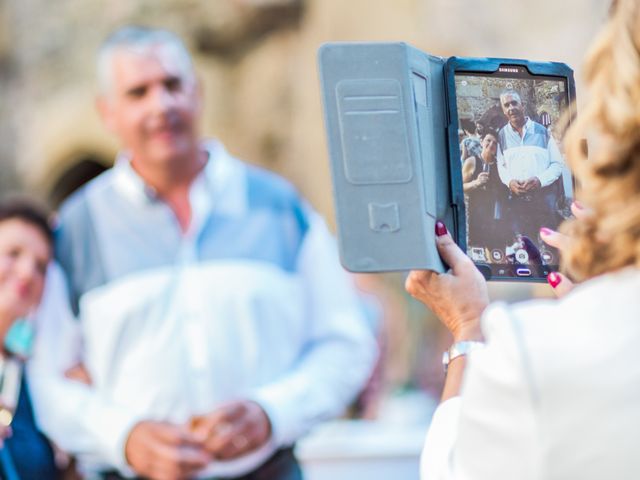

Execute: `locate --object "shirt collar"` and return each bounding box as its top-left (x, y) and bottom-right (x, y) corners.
top-left (201, 139), bottom-right (248, 218)
top-left (112, 139), bottom-right (248, 219)
top-left (508, 117), bottom-right (532, 137)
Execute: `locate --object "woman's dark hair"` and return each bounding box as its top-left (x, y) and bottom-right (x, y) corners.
top-left (0, 198), bottom-right (53, 246)
top-left (481, 130), bottom-right (498, 142)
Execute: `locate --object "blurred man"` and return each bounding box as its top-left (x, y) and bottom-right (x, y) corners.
top-left (496, 90), bottom-right (564, 241)
top-left (28, 26), bottom-right (376, 480)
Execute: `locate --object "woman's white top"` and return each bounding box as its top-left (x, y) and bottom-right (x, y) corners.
top-left (422, 268), bottom-right (640, 480)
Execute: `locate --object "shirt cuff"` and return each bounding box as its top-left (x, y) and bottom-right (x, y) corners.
top-left (249, 383), bottom-right (302, 448)
top-left (537, 168), bottom-right (562, 188)
top-left (89, 404), bottom-right (141, 474)
top-left (536, 175), bottom-right (551, 188)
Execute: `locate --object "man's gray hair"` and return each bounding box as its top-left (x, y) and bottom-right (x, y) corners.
top-left (499, 90), bottom-right (523, 106)
top-left (97, 26), bottom-right (195, 94)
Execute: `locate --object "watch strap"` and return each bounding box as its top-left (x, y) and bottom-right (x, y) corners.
top-left (442, 340), bottom-right (484, 373)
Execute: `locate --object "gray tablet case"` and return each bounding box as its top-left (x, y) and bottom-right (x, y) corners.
top-left (318, 42), bottom-right (455, 272)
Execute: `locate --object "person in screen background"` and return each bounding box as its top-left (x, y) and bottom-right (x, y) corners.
top-left (27, 26), bottom-right (376, 480)
top-left (496, 90), bottom-right (564, 242)
top-left (407, 0), bottom-right (640, 478)
top-left (459, 119), bottom-right (484, 164)
top-left (0, 199), bottom-right (59, 480)
top-left (539, 110), bottom-right (552, 129)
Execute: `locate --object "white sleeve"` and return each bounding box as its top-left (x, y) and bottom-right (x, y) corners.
top-left (420, 397), bottom-right (463, 480)
top-left (537, 136), bottom-right (564, 187)
top-left (420, 303), bottom-right (540, 480)
top-left (250, 211), bottom-right (378, 446)
top-left (26, 262), bottom-right (140, 471)
top-left (496, 146), bottom-right (512, 187)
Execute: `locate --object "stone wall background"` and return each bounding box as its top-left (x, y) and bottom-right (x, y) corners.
top-left (0, 0), bottom-right (609, 212)
top-left (0, 0), bottom-right (611, 399)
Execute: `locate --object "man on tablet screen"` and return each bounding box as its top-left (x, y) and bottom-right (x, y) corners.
top-left (496, 90), bottom-right (564, 242)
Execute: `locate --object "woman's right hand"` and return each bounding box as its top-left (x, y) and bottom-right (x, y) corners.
top-left (475, 172), bottom-right (489, 187)
top-left (405, 221), bottom-right (489, 342)
top-left (539, 201), bottom-right (590, 297)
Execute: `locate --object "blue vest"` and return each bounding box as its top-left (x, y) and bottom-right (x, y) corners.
top-left (3, 376), bottom-right (58, 480)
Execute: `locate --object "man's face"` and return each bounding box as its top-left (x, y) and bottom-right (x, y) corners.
top-left (501, 94), bottom-right (525, 127)
top-left (98, 44), bottom-right (201, 168)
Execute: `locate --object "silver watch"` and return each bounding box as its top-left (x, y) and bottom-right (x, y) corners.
top-left (442, 340), bottom-right (484, 373)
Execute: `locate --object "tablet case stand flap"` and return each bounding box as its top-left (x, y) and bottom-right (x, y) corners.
top-left (319, 42), bottom-right (453, 273)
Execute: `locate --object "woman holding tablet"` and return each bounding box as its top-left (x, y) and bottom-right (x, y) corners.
top-left (407, 0), bottom-right (640, 478)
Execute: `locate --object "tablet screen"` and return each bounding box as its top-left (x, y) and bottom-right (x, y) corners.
top-left (454, 65), bottom-right (573, 279)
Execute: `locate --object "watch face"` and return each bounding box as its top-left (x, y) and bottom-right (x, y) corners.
top-left (442, 350), bottom-right (450, 366)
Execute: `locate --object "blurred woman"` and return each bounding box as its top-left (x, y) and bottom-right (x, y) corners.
top-left (0, 199), bottom-right (59, 479)
top-left (406, 1), bottom-right (640, 478)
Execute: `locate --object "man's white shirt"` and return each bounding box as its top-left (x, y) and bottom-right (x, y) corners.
top-left (27, 141), bottom-right (377, 478)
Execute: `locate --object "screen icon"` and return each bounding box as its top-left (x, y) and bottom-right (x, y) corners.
top-left (515, 249), bottom-right (529, 264)
top-left (491, 249), bottom-right (504, 262)
top-left (541, 251), bottom-right (554, 264)
top-left (470, 247), bottom-right (488, 262)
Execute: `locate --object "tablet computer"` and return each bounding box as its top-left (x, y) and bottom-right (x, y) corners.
top-left (445, 57), bottom-right (577, 281)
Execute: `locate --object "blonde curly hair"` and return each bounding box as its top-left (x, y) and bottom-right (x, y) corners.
top-left (560, 0), bottom-right (640, 281)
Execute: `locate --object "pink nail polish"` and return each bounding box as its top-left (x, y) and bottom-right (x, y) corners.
top-left (435, 221), bottom-right (447, 237)
top-left (547, 272), bottom-right (562, 288)
top-left (573, 200), bottom-right (585, 210)
top-left (540, 227), bottom-right (553, 236)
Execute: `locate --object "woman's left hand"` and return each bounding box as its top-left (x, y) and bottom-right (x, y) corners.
top-left (405, 221), bottom-right (489, 341)
top-left (539, 200), bottom-right (591, 298)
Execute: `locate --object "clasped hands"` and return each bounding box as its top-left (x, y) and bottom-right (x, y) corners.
top-left (509, 176), bottom-right (541, 195)
top-left (123, 400), bottom-right (272, 480)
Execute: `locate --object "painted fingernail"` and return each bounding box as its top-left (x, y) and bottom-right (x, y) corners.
top-left (540, 227), bottom-right (553, 236)
top-left (435, 221), bottom-right (447, 237)
top-left (547, 272), bottom-right (562, 288)
top-left (573, 200), bottom-right (584, 210)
